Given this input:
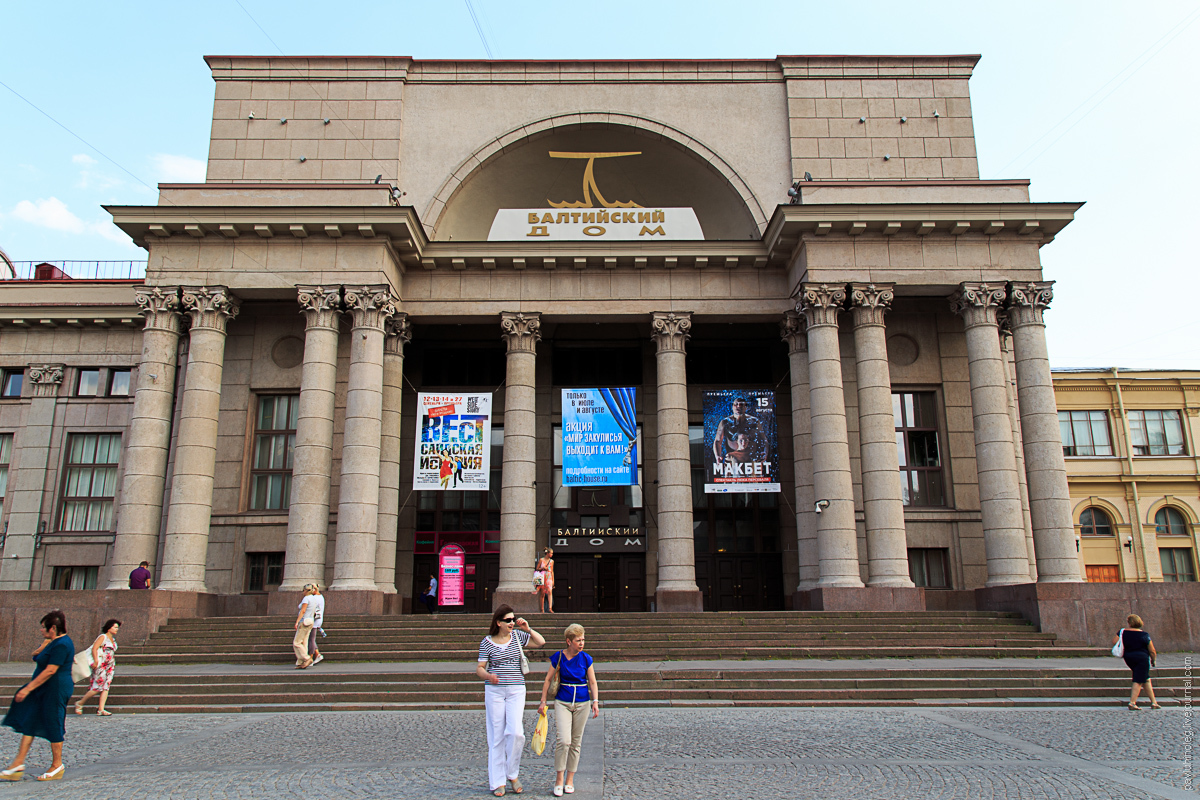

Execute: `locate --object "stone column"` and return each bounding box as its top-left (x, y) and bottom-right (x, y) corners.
top-left (158, 287), bottom-right (240, 592)
top-left (375, 312), bottom-right (411, 595)
top-left (279, 285), bottom-right (342, 592)
top-left (651, 312), bottom-right (702, 611)
top-left (999, 322), bottom-right (1037, 581)
top-left (1007, 281), bottom-right (1080, 582)
top-left (949, 282), bottom-right (1029, 586)
top-left (801, 284), bottom-right (863, 587)
top-left (781, 311), bottom-right (819, 592)
top-left (849, 284), bottom-right (914, 587)
top-left (0, 365), bottom-right (63, 589)
top-left (106, 287), bottom-right (184, 588)
top-left (330, 286), bottom-right (395, 591)
top-left (493, 312), bottom-right (540, 612)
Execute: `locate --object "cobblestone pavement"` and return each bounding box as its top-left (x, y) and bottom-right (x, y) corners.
top-left (0, 707), bottom-right (1192, 798)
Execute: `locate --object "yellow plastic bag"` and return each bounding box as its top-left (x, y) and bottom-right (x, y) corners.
top-left (532, 709), bottom-right (548, 755)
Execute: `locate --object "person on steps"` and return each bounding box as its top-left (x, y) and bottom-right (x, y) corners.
top-left (74, 619), bottom-right (119, 716)
top-left (1, 611), bottom-right (75, 781)
top-left (1114, 614), bottom-right (1160, 710)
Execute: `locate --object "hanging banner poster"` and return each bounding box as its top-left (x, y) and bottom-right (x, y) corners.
top-left (413, 393), bottom-right (492, 490)
top-left (703, 389), bottom-right (780, 493)
top-left (561, 388), bottom-right (638, 487)
top-left (437, 543), bottom-right (466, 607)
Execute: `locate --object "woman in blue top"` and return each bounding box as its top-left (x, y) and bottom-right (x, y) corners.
top-left (538, 624), bottom-right (600, 797)
top-left (1113, 613), bottom-right (1161, 710)
top-left (1, 610), bottom-right (75, 781)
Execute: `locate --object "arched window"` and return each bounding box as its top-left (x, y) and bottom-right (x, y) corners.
top-left (1080, 507), bottom-right (1114, 536)
top-left (1155, 507), bottom-right (1190, 537)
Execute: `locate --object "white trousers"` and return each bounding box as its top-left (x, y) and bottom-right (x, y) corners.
top-left (484, 684), bottom-right (526, 790)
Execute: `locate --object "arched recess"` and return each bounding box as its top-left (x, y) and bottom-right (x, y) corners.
top-left (1070, 497), bottom-right (1127, 529)
top-left (1145, 497), bottom-right (1198, 529)
top-left (425, 112), bottom-right (768, 241)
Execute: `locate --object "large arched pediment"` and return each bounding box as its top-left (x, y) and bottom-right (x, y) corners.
top-left (431, 116), bottom-right (763, 242)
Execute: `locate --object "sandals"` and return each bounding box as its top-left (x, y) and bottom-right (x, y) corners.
top-left (97, 710), bottom-right (112, 716)
top-left (509, 777), bottom-right (523, 794)
top-left (0, 765), bottom-right (24, 781)
top-left (1128, 703), bottom-right (1140, 711)
top-left (36, 764), bottom-right (64, 781)
top-left (73, 702), bottom-right (83, 715)
top-left (564, 787), bottom-right (574, 794)
top-left (492, 789), bottom-right (505, 797)
top-left (1151, 703), bottom-right (1163, 710)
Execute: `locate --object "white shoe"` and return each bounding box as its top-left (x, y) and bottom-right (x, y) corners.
top-left (312, 654), bottom-right (324, 665)
top-left (553, 786), bottom-right (563, 797)
top-left (564, 787), bottom-right (574, 794)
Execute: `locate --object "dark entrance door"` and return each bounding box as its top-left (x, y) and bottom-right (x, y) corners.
top-left (413, 553), bottom-right (498, 614)
top-left (553, 555), bottom-right (644, 613)
top-left (695, 554), bottom-right (783, 612)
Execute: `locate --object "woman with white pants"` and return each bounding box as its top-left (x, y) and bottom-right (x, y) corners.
top-left (476, 604), bottom-right (545, 797)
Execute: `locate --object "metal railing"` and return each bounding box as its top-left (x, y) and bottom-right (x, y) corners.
top-left (2, 260), bottom-right (147, 281)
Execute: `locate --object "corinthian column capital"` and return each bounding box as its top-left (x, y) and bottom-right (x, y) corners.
top-left (500, 312), bottom-right (541, 354)
top-left (780, 310), bottom-right (808, 354)
top-left (799, 283), bottom-right (846, 328)
top-left (849, 283), bottom-right (894, 327)
top-left (135, 287), bottom-right (184, 334)
top-left (949, 281), bottom-right (1006, 329)
top-left (26, 364), bottom-right (63, 397)
top-left (182, 286), bottom-right (241, 332)
top-left (384, 312), bottom-right (412, 356)
top-left (1007, 281), bottom-right (1055, 327)
top-left (297, 285), bottom-right (343, 330)
top-left (650, 312), bottom-right (692, 353)
top-left (343, 285), bottom-right (397, 330)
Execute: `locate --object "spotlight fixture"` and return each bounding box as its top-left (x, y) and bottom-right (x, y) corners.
top-left (814, 499), bottom-right (830, 514)
top-left (933, 110), bottom-right (940, 118)
top-left (859, 116), bottom-right (866, 123)
top-left (883, 154), bottom-right (891, 161)
top-left (247, 112), bottom-right (255, 120)
top-left (900, 116), bottom-right (907, 123)
top-left (374, 174), bottom-right (383, 184)
top-left (280, 118), bottom-right (287, 124)
top-left (787, 180), bottom-right (802, 204)
top-left (323, 118), bottom-right (331, 125)
top-left (299, 156), bottom-right (307, 162)
top-left (804, 171), bottom-right (813, 181)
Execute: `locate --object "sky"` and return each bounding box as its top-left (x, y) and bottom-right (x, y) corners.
top-left (1, 1), bottom-right (1197, 369)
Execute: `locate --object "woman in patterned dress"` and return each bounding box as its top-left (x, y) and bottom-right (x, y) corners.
top-left (73, 619), bottom-right (119, 716)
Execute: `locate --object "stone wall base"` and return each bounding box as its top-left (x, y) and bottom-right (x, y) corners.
top-left (492, 588), bottom-right (543, 614)
top-left (655, 589), bottom-right (704, 612)
top-left (794, 586), bottom-right (926, 612)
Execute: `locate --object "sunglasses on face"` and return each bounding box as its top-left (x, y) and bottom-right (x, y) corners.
top-left (501, 617), bottom-right (516, 624)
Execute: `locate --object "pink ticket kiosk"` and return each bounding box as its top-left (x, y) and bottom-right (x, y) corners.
top-left (437, 543), bottom-right (466, 608)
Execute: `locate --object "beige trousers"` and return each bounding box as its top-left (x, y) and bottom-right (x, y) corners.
top-left (553, 699), bottom-right (591, 773)
top-left (293, 621), bottom-right (313, 665)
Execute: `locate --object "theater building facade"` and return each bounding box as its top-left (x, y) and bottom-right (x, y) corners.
top-left (0, 54), bottom-right (1087, 614)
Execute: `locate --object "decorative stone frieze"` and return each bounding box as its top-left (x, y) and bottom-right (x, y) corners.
top-left (650, 312), bottom-right (692, 352)
top-left (26, 364), bottom-right (63, 397)
top-left (500, 312), bottom-right (542, 354)
top-left (800, 283), bottom-right (846, 328)
top-left (181, 286), bottom-right (241, 331)
top-left (343, 285), bottom-right (397, 330)
top-left (296, 285), bottom-right (343, 330)
top-left (135, 286), bottom-right (184, 333)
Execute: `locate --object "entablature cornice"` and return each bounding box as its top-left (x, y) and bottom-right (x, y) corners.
top-left (762, 201), bottom-right (1083, 265)
top-left (416, 241), bottom-right (770, 271)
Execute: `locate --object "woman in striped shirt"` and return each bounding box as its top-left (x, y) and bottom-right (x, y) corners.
top-left (476, 604), bottom-right (545, 796)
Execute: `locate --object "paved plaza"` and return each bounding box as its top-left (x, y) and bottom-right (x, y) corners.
top-left (0, 706), bottom-right (1192, 799)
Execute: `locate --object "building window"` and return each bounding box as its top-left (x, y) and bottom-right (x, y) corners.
top-left (1079, 507), bottom-right (1114, 536)
top-left (908, 548), bottom-right (951, 588)
top-left (1128, 410), bottom-right (1186, 456)
top-left (76, 369), bottom-right (101, 397)
top-left (1161, 548), bottom-right (1196, 582)
top-left (1155, 507), bottom-right (1190, 537)
top-left (0, 433), bottom-right (11, 505)
top-left (59, 433), bottom-right (121, 531)
top-left (245, 552), bottom-right (285, 592)
top-left (1, 370), bottom-right (22, 398)
top-left (1085, 565), bottom-right (1121, 583)
top-left (688, 425), bottom-right (778, 555)
top-left (1059, 410), bottom-right (1113, 456)
top-left (108, 370), bottom-right (132, 397)
top-left (51, 566), bottom-right (99, 590)
top-left (893, 392), bottom-right (944, 507)
top-left (250, 395), bottom-right (298, 511)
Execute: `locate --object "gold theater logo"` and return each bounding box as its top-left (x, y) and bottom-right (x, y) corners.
top-left (547, 151), bottom-right (643, 209)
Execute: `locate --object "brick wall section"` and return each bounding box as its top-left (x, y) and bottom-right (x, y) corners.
top-left (780, 56), bottom-right (979, 181)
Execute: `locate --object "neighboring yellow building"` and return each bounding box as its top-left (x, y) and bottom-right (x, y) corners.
top-left (1053, 369), bottom-right (1200, 583)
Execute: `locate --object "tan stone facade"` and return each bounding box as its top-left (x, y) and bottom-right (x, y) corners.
top-left (0, 55), bottom-right (1084, 612)
top-left (1053, 369), bottom-right (1200, 583)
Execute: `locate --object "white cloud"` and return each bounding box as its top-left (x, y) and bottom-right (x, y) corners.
top-left (72, 153), bottom-right (97, 166)
top-left (150, 154), bottom-right (206, 183)
top-left (11, 197), bottom-right (134, 247)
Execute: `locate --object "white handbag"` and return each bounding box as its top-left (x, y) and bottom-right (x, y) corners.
top-left (517, 633), bottom-right (530, 675)
top-left (71, 650), bottom-right (94, 683)
top-left (1111, 628), bottom-right (1125, 658)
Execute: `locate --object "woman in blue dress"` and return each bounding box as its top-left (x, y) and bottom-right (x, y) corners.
top-left (538, 624), bottom-right (600, 797)
top-left (1113, 613), bottom-right (1160, 710)
top-left (1, 610), bottom-right (75, 781)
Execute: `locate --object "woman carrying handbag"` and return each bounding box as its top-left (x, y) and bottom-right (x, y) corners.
top-left (538, 624), bottom-right (600, 797)
top-left (476, 605), bottom-right (545, 796)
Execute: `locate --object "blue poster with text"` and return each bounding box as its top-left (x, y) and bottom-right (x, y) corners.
top-left (561, 388), bottom-right (638, 487)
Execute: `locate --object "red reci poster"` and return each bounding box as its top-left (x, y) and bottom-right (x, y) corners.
top-left (437, 544), bottom-right (466, 606)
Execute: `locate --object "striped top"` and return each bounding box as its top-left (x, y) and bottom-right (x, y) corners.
top-left (478, 629), bottom-right (530, 686)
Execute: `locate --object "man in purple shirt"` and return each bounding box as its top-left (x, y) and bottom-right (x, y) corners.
top-left (129, 561), bottom-right (153, 590)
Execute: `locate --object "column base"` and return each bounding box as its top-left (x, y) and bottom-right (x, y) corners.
top-left (491, 588), bottom-right (542, 614)
top-left (655, 589), bottom-right (703, 612)
top-left (867, 578), bottom-right (916, 589)
top-left (796, 586), bottom-right (925, 611)
top-left (156, 581), bottom-right (209, 593)
top-left (278, 578), bottom-right (322, 592)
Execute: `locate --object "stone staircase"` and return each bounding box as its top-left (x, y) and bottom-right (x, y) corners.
top-left (121, 611), bottom-right (1102, 664)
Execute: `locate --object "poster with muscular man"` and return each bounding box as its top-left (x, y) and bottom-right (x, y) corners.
top-left (702, 390), bottom-right (779, 493)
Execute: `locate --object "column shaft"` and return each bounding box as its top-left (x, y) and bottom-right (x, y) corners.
top-left (494, 312), bottom-right (540, 612)
top-left (1001, 327), bottom-right (1037, 581)
top-left (374, 313), bottom-right (411, 595)
top-left (801, 284), bottom-right (863, 588)
top-left (781, 312), bottom-right (818, 591)
top-left (107, 288), bottom-right (184, 588)
top-left (159, 287), bottom-right (240, 592)
top-left (280, 286), bottom-right (341, 592)
top-left (1008, 282), bottom-right (1080, 582)
top-left (330, 286), bottom-right (394, 591)
top-left (950, 283), bottom-right (1029, 586)
top-left (0, 365), bottom-right (63, 589)
top-left (849, 284), bottom-right (913, 587)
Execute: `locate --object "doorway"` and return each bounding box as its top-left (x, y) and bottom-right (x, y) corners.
top-left (552, 554), bottom-right (645, 613)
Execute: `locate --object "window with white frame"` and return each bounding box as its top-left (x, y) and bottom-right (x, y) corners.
top-left (1059, 410), bottom-right (1113, 456)
top-left (1128, 410), bottom-right (1186, 456)
top-left (59, 433), bottom-right (121, 531)
top-left (250, 395), bottom-right (298, 510)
